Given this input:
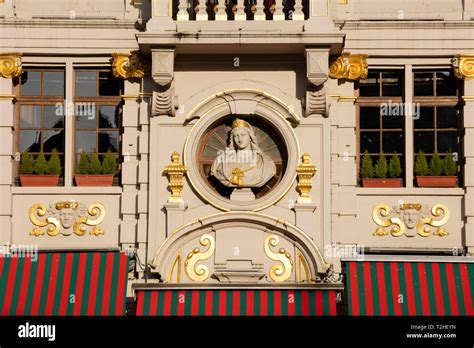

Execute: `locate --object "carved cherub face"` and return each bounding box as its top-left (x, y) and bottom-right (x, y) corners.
top-left (403, 210), bottom-right (421, 229)
top-left (232, 128), bottom-right (251, 150)
top-left (59, 208), bottom-right (76, 229)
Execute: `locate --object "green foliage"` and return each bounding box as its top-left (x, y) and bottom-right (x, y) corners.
top-left (444, 151), bottom-right (458, 176)
top-left (89, 151), bottom-right (103, 174)
top-left (33, 152), bottom-right (49, 175)
top-left (19, 151), bottom-right (34, 174)
top-left (388, 152), bottom-right (402, 178)
top-left (374, 153), bottom-right (388, 178)
top-left (429, 152), bottom-right (443, 176)
top-left (48, 148), bottom-right (62, 175)
top-left (102, 149), bottom-right (117, 175)
top-left (77, 151), bottom-right (90, 174)
top-left (415, 150), bottom-right (429, 176)
top-left (360, 150), bottom-right (374, 179)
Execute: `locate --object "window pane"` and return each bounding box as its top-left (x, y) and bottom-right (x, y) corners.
top-left (99, 131), bottom-right (119, 153)
top-left (360, 131), bottom-right (380, 153)
top-left (75, 71), bottom-right (96, 97)
top-left (381, 72), bottom-right (403, 96)
top-left (359, 72), bottom-right (379, 97)
top-left (43, 71), bottom-right (64, 96)
top-left (20, 130), bottom-right (41, 152)
top-left (43, 130), bottom-right (64, 152)
top-left (415, 107), bottom-right (434, 129)
top-left (437, 107), bottom-right (457, 129)
top-left (382, 132), bottom-right (404, 153)
top-left (98, 71), bottom-right (122, 96)
top-left (414, 131), bottom-right (434, 153)
top-left (76, 131), bottom-right (96, 153)
top-left (20, 71), bottom-right (41, 96)
top-left (20, 105), bottom-right (41, 128)
top-left (99, 105), bottom-right (119, 128)
top-left (414, 72), bottom-right (434, 96)
top-left (382, 113), bottom-right (404, 129)
top-left (359, 107), bottom-right (380, 129)
top-left (44, 105), bottom-right (64, 128)
top-left (435, 71), bottom-right (456, 96)
top-left (75, 114), bottom-right (96, 129)
top-left (437, 131), bottom-right (458, 153)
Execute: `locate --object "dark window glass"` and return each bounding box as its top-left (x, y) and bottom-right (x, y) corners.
top-left (359, 72), bottom-right (379, 97)
top-left (43, 105), bottom-right (64, 128)
top-left (414, 131), bottom-right (435, 153)
top-left (359, 107), bottom-right (380, 129)
top-left (437, 131), bottom-right (458, 153)
top-left (20, 105), bottom-right (41, 128)
top-left (414, 72), bottom-right (434, 96)
top-left (382, 132), bottom-right (404, 153)
top-left (415, 107), bottom-right (435, 129)
top-left (75, 114), bottom-right (96, 129)
top-left (98, 71), bottom-right (122, 96)
top-left (360, 132), bottom-right (380, 153)
top-left (382, 113), bottom-right (404, 129)
top-left (75, 71), bottom-right (97, 97)
top-left (43, 130), bottom-right (64, 152)
top-left (20, 130), bottom-right (41, 152)
top-left (437, 107), bottom-right (457, 128)
top-left (43, 72), bottom-right (64, 96)
top-left (436, 71), bottom-right (457, 96)
top-left (98, 131), bottom-right (119, 152)
top-left (99, 106), bottom-right (119, 128)
top-left (20, 71), bottom-right (41, 96)
top-left (381, 72), bottom-right (403, 97)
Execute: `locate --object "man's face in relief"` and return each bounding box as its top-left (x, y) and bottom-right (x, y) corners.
top-left (233, 128), bottom-right (251, 150)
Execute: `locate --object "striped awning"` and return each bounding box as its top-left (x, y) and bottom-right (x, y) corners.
top-left (135, 288), bottom-right (338, 316)
top-left (344, 260), bottom-right (474, 316)
top-left (0, 252), bottom-right (129, 316)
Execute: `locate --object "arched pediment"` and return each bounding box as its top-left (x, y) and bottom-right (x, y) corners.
top-left (149, 212), bottom-right (330, 284)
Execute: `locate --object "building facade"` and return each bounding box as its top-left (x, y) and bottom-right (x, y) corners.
top-left (0, 0), bottom-right (473, 316)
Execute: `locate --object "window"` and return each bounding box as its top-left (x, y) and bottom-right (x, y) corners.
top-left (16, 69), bottom-right (65, 182)
top-left (413, 69), bottom-right (462, 167)
top-left (74, 69), bottom-right (123, 173)
top-left (357, 70), bottom-right (405, 178)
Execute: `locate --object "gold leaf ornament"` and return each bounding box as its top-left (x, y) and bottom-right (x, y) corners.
top-left (264, 235), bottom-right (293, 282)
top-left (184, 234), bottom-right (215, 281)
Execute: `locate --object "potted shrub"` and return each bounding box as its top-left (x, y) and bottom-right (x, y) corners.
top-left (416, 151), bottom-right (458, 187)
top-left (361, 151), bottom-right (402, 187)
top-left (19, 150), bottom-right (60, 187)
top-left (75, 149), bottom-right (115, 186)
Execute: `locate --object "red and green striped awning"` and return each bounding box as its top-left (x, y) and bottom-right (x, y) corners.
top-left (344, 260), bottom-right (474, 316)
top-left (0, 252), bottom-right (129, 316)
top-left (135, 288), bottom-right (338, 316)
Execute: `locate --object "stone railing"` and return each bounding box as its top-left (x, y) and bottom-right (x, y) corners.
top-left (171, 0), bottom-right (309, 21)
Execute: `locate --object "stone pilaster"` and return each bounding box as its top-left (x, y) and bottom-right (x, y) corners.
top-left (462, 83), bottom-right (474, 254)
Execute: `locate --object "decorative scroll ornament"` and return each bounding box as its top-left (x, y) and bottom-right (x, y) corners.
top-left (184, 234), bottom-right (215, 282)
top-left (264, 234), bottom-right (294, 282)
top-left (296, 153), bottom-right (317, 203)
top-left (0, 53), bottom-right (22, 79)
top-left (163, 152), bottom-right (187, 203)
top-left (453, 54), bottom-right (474, 80)
top-left (329, 53), bottom-right (368, 81)
top-left (112, 51), bottom-right (150, 79)
top-left (29, 201), bottom-right (105, 237)
top-left (372, 203), bottom-right (450, 238)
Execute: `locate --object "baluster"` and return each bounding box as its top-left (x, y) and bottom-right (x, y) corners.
top-left (214, 0), bottom-right (227, 20)
top-left (196, 0), bottom-right (208, 20)
top-left (253, 0), bottom-right (265, 20)
top-left (273, 0), bottom-right (284, 20)
top-left (292, 0), bottom-right (304, 20)
top-left (177, 0), bottom-right (189, 20)
top-left (235, 0), bottom-right (246, 21)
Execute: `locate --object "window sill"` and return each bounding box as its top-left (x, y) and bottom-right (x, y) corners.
top-left (355, 187), bottom-right (465, 196)
top-left (12, 186), bottom-right (123, 194)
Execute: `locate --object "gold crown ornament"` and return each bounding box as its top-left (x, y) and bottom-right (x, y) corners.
top-left (231, 118), bottom-right (251, 129)
top-left (55, 201), bottom-right (79, 210)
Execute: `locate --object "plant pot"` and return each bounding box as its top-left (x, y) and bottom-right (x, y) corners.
top-left (416, 176), bottom-right (457, 188)
top-left (20, 174), bottom-right (60, 187)
top-left (362, 178), bottom-right (403, 187)
top-left (75, 174), bottom-right (114, 186)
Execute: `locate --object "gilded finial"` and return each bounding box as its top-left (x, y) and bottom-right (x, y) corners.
top-left (296, 153), bottom-right (317, 203)
top-left (163, 151), bottom-right (187, 203)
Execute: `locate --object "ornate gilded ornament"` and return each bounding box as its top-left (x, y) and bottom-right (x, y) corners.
top-left (0, 53), bottom-right (22, 79)
top-left (329, 52), bottom-right (368, 81)
top-left (112, 51), bottom-right (150, 79)
top-left (296, 252), bottom-right (311, 283)
top-left (372, 203), bottom-right (450, 237)
top-left (29, 201), bottom-right (105, 237)
top-left (296, 153), bottom-right (317, 203)
top-left (264, 234), bottom-right (294, 282)
top-left (184, 234), bottom-right (215, 282)
top-left (168, 251), bottom-right (182, 283)
top-left (163, 152), bottom-right (187, 203)
top-left (453, 54), bottom-right (474, 80)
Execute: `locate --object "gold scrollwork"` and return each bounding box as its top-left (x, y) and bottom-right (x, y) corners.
top-left (453, 54), bottom-right (474, 80)
top-left (29, 203), bottom-right (60, 237)
top-left (168, 251), bottom-right (182, 283)
top-left (329, 52), bottom-right (368, 81)
top-left (0, 53), bottom-right (22, 79)
top-left (296, 252), bottom-right (310, 283)
top-left (264, 234), bottom-right (294, 282)
top-left (112, 51), bottom-right (150, 79)
top-left (184, 234), bottom-right (215, 282)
